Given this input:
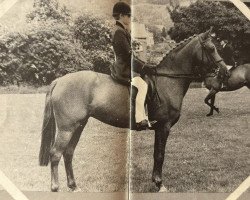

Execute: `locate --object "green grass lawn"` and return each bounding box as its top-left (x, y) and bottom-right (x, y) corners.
top-left (0, 87), bottom-right (249, 192)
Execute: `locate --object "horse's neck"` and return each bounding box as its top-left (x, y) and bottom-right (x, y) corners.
top-left (155, 39), bottom-right (197, 103)
top-left (157, 40), bottom-right (196, 75)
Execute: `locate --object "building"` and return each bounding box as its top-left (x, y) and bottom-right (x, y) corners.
top-left (131, 22), bottom-right (154, 61)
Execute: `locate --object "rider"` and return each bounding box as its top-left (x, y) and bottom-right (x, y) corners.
top-left (220, 39), bottom-right (236, 70)
top-left (111, 2), bottom-right (154, 130)
top-left (217, 39), bottom-right (235, 88)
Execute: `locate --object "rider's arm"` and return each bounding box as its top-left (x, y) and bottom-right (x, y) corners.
top-left (113, 29), bottom-right (131, 59)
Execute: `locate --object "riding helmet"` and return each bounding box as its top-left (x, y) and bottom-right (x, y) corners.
top-left (112, 2), bottom-right (131, 17)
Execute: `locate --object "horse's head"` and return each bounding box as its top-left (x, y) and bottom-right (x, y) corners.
top-left (193, 28), bottom-right (228, 77)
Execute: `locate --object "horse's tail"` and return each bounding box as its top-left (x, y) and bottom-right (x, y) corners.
top-left (39, 80), bottom-right (57, 166)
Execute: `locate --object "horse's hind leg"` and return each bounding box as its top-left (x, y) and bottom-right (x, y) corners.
top-left (206, 94), bottom-right (218, 116)
top-left (205, 89), bottom-right (218, 116)
top-left (205, 94), bottom-right (214, 116)
top-left (63, 119), bottom-right (88, 192)
top-left (211, 95), bottom-right (219, 114)
top-left (50, 128), bottom-right (76, 192)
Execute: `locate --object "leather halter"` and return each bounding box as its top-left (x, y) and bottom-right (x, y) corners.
top-left (151, 35), bottom-right (223, 80)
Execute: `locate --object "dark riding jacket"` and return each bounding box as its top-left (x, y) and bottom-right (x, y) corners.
top-left (111, 21), bottom-right (145, 84)
top-left (221, 43), bottom-right (235, 67)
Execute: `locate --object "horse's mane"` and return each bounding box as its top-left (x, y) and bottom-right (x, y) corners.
top-left (157, 34), bottom-right (198, 66)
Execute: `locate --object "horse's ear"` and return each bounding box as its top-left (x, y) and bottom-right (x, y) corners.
top-left (201, 26), bottom-right (213, 40)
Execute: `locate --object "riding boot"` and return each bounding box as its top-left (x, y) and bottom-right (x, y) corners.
top-left (135, 119), bottom-right (149, 131)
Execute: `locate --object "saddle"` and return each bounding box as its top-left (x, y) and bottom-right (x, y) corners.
top-left (111, 74), bottom-right (161, 130)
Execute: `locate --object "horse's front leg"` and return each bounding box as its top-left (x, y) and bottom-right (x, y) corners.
top-left (152, 122), bottom-right (170, 192)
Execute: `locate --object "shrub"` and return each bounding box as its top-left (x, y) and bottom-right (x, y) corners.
top-left (0, 21), bottom-right (91, 85)
top-left (26, 0), bottom-right (71, 23)
top-left (0, 1), bottom-right (115, 86)
top-left (73, 14), bottom-right (114, 74)
top-left (168, 1), bottom-right (250, 64)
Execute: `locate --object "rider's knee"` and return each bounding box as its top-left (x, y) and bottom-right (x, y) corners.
top-left (131, 76), bottom-right (148, 91)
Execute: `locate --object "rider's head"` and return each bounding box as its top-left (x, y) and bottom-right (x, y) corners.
top-left (112, 2), bottom-right (131, 26)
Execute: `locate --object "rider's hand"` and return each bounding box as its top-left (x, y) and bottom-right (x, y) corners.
top-left (142, 64), bottom-right (155, 74)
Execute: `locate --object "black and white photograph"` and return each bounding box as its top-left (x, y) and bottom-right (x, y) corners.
top-left (0, 0), bottom-right (249, 200)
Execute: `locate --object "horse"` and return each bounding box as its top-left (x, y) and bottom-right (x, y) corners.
top-left (39, 29), bottom-right (228, 192)
top-left (204, 63), bottom-right (250, 116)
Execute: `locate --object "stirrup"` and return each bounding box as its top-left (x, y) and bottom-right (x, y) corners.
top-left (148, 120), bottom-right (157, 130)
top-left (148, 120), bottom-right (157, 128)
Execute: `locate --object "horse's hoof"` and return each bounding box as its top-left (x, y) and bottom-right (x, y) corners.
top-left (68, 187), bottom-right (81, 192)
top-left (51, 186), bottom-right (59, 192)
top-left (158, 184), bottom-right (168, 193)
top-left (206, 113), bottom-right (213, 117)
top-left (215, 108), bottom-right (220, 113)
top-left (73, 187), bottom-right (81, 192)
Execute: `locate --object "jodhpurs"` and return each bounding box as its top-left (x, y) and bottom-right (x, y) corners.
top-left (131, 76), bottom-right (148, 123)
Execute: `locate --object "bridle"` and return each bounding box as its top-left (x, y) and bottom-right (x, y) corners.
top-left (151, 35), bottom-right (224, 80)
top-left (198, 36), bottom-right (224, 75)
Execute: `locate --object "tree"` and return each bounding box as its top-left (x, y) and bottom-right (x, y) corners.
top-left (169, 0), bottom-right (179, 8)
top-left (27, 0), bottom-right (71, 23)
top-left (168, 1), bottom-right (250, 64)
top-left (0, 21), bottom-right (92, 85)
top-left (0, 1), bottom-right (118, 86)
top-left (73, 14), bottom-right (114, 74)
top-left (147, 25), bottom-right (164, 43)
